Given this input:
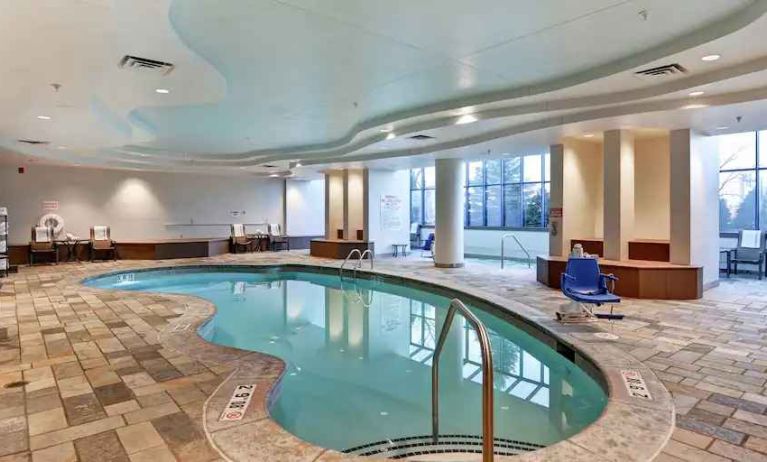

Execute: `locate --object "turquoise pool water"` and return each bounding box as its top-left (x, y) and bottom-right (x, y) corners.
top-left (86, 267), bottom-right (606, 451)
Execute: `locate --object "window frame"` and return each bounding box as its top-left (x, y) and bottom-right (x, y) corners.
top-left (718, 131), bottom-right (763, 235)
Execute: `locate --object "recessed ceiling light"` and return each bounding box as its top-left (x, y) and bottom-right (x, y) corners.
top-left (683, 104), bottom-right (708, 110)
top-left (269, 173), bottom-right (279, 177)
top-left (155, 88), bottom-right (170, 94)
top-left (36, 115), bottom-right (51, 120)
top-left (385, 132), bottom-right (396, 140)
top-left (379, 127), bottom-right (393, 133)
top-left (716, 126), bottom-right (729, 130)
top-left (295, 162), bottom-right (302, 167)
top-left (456, 114), bottom-right (478, 125)
top-left (583, 133), bottom-right (595, 138)
top-left (689, 91), bottom-right (705, 97)
top-left (56, 145), bottom-right (67, 150)
top-left (701, 54), bottom-right (721, 62)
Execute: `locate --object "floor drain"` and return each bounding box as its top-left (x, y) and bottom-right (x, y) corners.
top-left (3, 380), bottom-right (28, 389)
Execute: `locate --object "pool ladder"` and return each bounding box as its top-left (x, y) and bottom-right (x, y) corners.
top-left (340, 249), bottom-right (374, 279)
top-left (501, 233), bottom-right (531, 269)
top-left (432, 298), bottom-right (495, 462)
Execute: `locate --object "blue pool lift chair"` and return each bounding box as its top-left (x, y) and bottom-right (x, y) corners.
top-left (559, 257), bottom-right (624, 321)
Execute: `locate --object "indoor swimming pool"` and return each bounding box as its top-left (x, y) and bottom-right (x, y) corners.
top-left (85, 266), bottom-right (606, 454)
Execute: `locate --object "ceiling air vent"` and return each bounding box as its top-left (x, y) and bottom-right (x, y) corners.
top-left (119, 55), bottom-right (175, 75)
top-left (409, 134), bottom-right (435, 141)
top-left (263, 164), bottom-right (277, 168)
top-left (634, 63), bottom-right (687, 78)
top-left (17, 139), bottom-right (49, 145)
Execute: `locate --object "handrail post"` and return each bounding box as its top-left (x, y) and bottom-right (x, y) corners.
top-left (432, 299), bottom-right (494, 462)
top-left (501, 233), bottom-right (532, 269)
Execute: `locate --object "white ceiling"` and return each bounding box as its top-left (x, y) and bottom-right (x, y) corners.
top-left (1, 0), bottom-right (767, 174)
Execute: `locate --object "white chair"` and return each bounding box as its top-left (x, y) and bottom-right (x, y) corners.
top-left (268, 223), bottom-right (289, 251)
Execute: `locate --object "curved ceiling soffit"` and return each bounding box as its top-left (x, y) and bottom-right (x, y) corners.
top-left (114, 55), bottom-right (767, 167)
top-left (301, 86), bottom-right (767, 166)
top-left (120, 0), bottom-right (767, 164)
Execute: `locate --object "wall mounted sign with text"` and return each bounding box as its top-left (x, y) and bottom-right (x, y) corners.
top-left (41, 200), bottom-right (59, 211)
top-left (380, 195), bottom-right (403, 231)
top-left (220, 384), bottom-right (256, 421)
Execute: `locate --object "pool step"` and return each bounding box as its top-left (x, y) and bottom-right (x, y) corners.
top-left (343, 434), bottom-right (544, 459)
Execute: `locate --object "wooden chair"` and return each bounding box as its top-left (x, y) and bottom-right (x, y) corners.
top-left (90, 226), bottom-right (117, 261)
top-left (29, 226), bottom-right (58, 265)
top-left (268, 223), bottom-right (289, 251)
top-left (231, 224), bottom-right (254, 253)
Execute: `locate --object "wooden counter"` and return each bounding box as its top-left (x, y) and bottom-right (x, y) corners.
top-left (116, 238), bottom-right (230, 260)
top-left (310, 239), bottom-right (375, 259)
top-left (537, 255), bottom-right (703, 299)
top-left (570, 238), bottom-right (671, 262)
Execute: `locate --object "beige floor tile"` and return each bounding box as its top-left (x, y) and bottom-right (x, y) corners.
top-left (105, 400), bottom-right (141, 416)
top-left (56, 375), bottom-right (92, 398)
top-left (128, 445), bottom-right (177, 462)
top-left (28, 408), bottom-right (67, 436)
top-left (117, 422), bottom-right (165, 454)
top-left (31, 441), bottom-right (77, 462)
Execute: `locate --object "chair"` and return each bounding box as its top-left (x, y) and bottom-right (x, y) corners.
top-left (559, 257), bottom-right (623, 321)
top-left (29, 226), bottom-right (58, 265)
top-left (732, 230), bottom-right (765, 280)
top-left (410, 223), bottom-right (422, 248)
top-left (231, 224), bottom-right (254, 254)
top-left (90, 226), bottom-right (117, 261)
top-left (418, 233), bottom-right (435, 258)
top-left (268, 223), bottom-right (289, 251)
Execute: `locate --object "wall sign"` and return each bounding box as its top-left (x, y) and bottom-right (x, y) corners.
top-left (621, 370), bottom-right (652, 400)
top-left (549, 207), bottom-right (563, 218)
top-left (380, 195), bottom-right (403, 231)
top-left (41, 200), bottom-right (59, 211)
top-left (220, 384), bottom-right (256, 421)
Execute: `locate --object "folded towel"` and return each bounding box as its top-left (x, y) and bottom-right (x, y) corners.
top-left (93, 225), bottom-right (108, 241)
top-left (35, 226), bottom-right (50, 242)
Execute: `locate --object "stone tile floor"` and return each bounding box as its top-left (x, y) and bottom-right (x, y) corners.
top-left (1, 251), bottom-right (766, 461)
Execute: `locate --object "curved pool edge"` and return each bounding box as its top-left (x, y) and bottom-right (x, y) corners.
top-left (78, 262), bottom-right (675, 462)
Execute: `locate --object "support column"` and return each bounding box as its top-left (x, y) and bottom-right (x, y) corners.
top-left (434, 158), bottom-right (465, 268)
top-left (670, 129), bottom-right (720, 287)
top-left (603, 130), bottom-right (635, 260)
top-left (548, 144), bottom-right (565, 256)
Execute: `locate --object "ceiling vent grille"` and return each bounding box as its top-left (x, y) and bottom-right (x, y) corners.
top-left (409, 134), bottom-right (435, 140)
top-left (17, 139), bottom-right (49, 145)
top-left (634, 63), bottom-right (687, 78)
top-left (119, 55), bottom-right (175, 75)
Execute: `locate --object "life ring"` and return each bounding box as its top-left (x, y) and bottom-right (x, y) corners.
top-left (38, 213), bottom-right (64, 237)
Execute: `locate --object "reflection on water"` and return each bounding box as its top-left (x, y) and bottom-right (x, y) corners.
top-left (87, 270), bottom-right (606, 451)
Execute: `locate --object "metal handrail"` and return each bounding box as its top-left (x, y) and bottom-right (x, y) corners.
top-left (340, 249), bottom-right (362, 276)
top-left (340, 249), bottom-right (374, 280)
top-left (432, 299), bottom-right (494, 462)
top-left (501, 233), bottom-right (531, 269)
top-left (359, 249), bottom-right (374, 271)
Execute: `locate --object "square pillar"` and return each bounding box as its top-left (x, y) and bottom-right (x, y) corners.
top-left (603, 130), bottom-right (635, 260)
top-left (548, 144), bottom-right (564, 256)
top-left (670, 129), bottom-right (720, 286)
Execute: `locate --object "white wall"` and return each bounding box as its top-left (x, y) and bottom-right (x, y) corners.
top-left (0, 164), bottom-right (285, 244)
top-left (559, 139), bottom-right (603, 255)
top-left (367, 169), bottom-right (410, 256)
top-left (286, 179), bottom-right (324, 236)
top-left (635, 136), bottom-right (670, 240)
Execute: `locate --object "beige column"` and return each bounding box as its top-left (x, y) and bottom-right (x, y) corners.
top-left (603, 130), bottom-right (635, 260)
top-left (548, 144), bottom-right (565, 256)
top-left (670, 129), bottom-right (720, 286)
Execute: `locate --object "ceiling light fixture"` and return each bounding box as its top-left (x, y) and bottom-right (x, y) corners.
top-left (688, 91), bottom-right (705, 97)
top-left (155, 88), bottom-right (170, 94)
top-left (56, 145), bottom-right (67, 150)
top-left (701, 54), bottom-right (721, 62)
top-left (380, 127), bottom-right (393, 133)
top-left (36, 115), bottom-right (51, 120)
top-left (269, 173), bottom-right (279, 178)
top-left (583, 133), bottom-right (595, 138)
top-left (456, 114), bottom-right (478, 125)
top-left (295, 162), bottom-right (302, 167)
top-left (716, 126), bottom-right (729, 130)
top-left (683, 104), bottom-right (708, 110)
top-left (385, 132), bottom-right (396, 140)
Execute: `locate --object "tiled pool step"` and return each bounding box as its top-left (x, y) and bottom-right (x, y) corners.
top-left (343, 434), bottom-right (544, 459)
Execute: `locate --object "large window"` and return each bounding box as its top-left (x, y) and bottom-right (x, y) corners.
top-left (718, 131), bottom-right (767, 232)
top-left (465, 154), bottom-right (550, 229)
top-left (410, 167), bottom-right (435, 225)
top-left (410, 154), bottom-right (550, 228)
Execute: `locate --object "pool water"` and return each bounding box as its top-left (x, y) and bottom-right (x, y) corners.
top-left (86, 267), bottom-right (606, 451)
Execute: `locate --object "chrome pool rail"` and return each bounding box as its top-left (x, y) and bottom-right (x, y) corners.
top-left (340, 248), bottom-right (374, 278)
top-left (501, 233), bottom-right (531, 269)
top-left (432, 298), bottom-right (494, 462)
